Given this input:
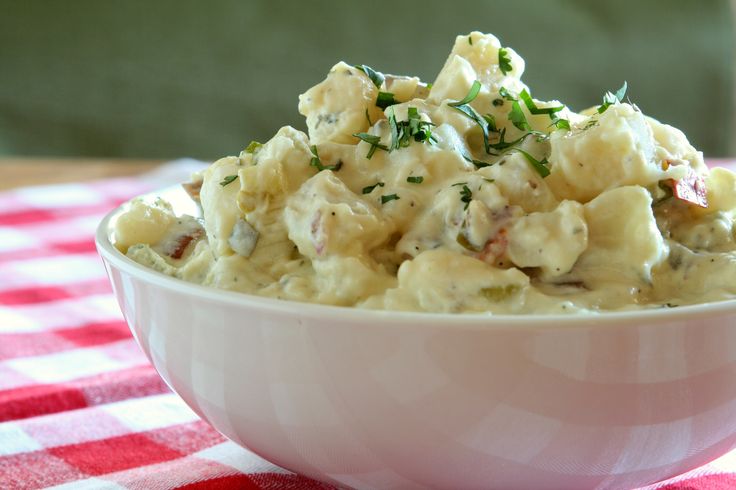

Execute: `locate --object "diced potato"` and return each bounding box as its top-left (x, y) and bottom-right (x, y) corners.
top-left (391, 249), bottom-right (530, 312)
top-left (114, 199), bottom-right (175, 252)
top-left (547, 104), bottom-right (686, 202)
top-left (284, 171), bottom-right (392, 259)
top-left (298, 61), bottom-right (384, 145)
top-left (200, 156), bottom-right (242, 257)
top-left (479, 152), bottom-right (559, 213)
top-left (507, 200), bottom-right (587, 277)
top-left (575, 186), bottom-right (667, 285)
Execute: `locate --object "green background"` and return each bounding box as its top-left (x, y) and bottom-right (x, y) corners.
top-left (1, 0), bottom-right (733, 160)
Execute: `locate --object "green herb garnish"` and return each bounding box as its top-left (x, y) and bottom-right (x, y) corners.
top-left (518, 89), bottom-right (564, 116)
top-left (362, 181), bottom-right (385, 194)
top-left (498, 47), bottom-right (512, 75)
top-left (353, 132), bottom-right (389, 159)
top-left (492, 98), bottom-right (504, 107)
top-left (459, 185), bottom-right (473, 210)
top-left (381, 193), bottom-right (400, 204)
top-left (448, 81), bottom-right (493, 154)
top-left (499, 86), bottom-right (516, 101)
top-left (487, 128), bottom-right (527, 151)
top-left (582, 119), bottom-right (599, 131)
top-left (448, 80), bottom-right (482, 107)
top-left (406, 176), bottom-right (424, 184)
top-left (598, 81), bottom-right (628, 114)
top-left (354, 64), bottom-right (384, 88)
top-left (309, 145), bottom-right (342, 172)
top-left (508, 101), bottom-right (531, 131)
top-left (376, 91), bottom-right (398, 110)
top-left (406, 107), bottom-right (434, 143)
top-left (460, 151), bottom-right (492, 169)
top-left (219, 175), bottom-right (238, 187)
top-left (386, 106), bottom-right (436, 151)
top-left (515, 148), bottom-right (550, 178)
top-left (551, 118), bottom-right (571, 130)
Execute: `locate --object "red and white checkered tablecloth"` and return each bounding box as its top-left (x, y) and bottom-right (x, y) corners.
top-left (1, 159), bottom-right (735, 490)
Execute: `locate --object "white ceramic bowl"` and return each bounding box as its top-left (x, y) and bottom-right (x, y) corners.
top-left (96, 189), bottom-right (736, 490)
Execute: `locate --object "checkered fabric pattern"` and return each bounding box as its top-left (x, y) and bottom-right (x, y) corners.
top-left (1, 159), bottom-right (735, 490)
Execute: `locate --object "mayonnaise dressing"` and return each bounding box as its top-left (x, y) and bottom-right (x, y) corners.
top-left (114, 32), bottom-right (736, 314)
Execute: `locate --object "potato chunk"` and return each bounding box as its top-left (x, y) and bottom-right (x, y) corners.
top-left (298, 61), bottom-right (384, 145)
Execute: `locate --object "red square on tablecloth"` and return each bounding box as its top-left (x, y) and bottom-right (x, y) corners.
top-left (48, 432), bottom-right (184, 475)
top-left (0, 451), bottom-right (87, 489)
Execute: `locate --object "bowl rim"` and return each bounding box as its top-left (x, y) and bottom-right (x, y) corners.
top-left (96, 199), bottom-right (736, 329)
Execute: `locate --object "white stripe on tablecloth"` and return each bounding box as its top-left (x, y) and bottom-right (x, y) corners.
top-left (3, 339), bottom-right (146, 384)
top-left (45, 477), bottom-right (128, 489)
top-left (195, 440), bottom-right (292, 476)
top-left (0, 253), bottom-right (107, 292)
top-left (12, 184), bottom-right (107, 209)
top-left (103, 393), bottom-right (201, 433)
top-left (0, 293), bottom-right (122, 333)
top-left (0, 394), bottom-right (201, 457)
top-left (0, 422), bottom-right (43, 456)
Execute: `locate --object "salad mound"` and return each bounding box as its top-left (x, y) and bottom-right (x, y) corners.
top-left (114, 32), bottom-right (736, 314)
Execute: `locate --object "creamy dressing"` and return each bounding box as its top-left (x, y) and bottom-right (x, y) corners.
top-left (113, 31), bottom-right (736, 314)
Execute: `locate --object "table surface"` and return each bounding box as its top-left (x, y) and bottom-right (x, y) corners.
top-left (2, 156), bottom-right (736, 489)
top-left (0, 157), bottom-right (164, 190)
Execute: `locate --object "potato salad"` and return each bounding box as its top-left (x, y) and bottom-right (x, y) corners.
top-left (114, 32), bottom-right (736, 314)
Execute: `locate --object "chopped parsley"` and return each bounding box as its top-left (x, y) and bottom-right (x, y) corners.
top-left (448, 80), bottom-right (482, 107)
top-left (468, 35), bottom-right (473, 45)
top-left (309, 145), bottom-right (343, 172)
top-left (515, 148), bottom-right (550, 178)
top-left (498, 47), bottom-right (512, 75)
top-left (381, 193), bottom-right (400, 204)
top-left (598, 81), bottom-right (628, 114)
top-left (508, 101), bottom-right (531, 131)
top-left (518, 89), bottom-right (564, 116)
top-left (244, 141), bottom-right (262, 153)
top-left (406, 107), bottom-right (434, 143)
top-left (365, 108), bottom-right (373, 126)
top-left (362, 181), bottom-right (385, 194)
top-left (582, 119), bottom-right (599, 131)
top-left (499, 86), bottom-right (516, 101)
top-left (354, 64), bottom-right (384, 88)
top-left (386, 106), bottom-right (436, 151)
top-left (353, 132), bottom-right (389, 159)
top-left (448, 81), bottom-right (493, 154)
top-left (550, 118), bottom-right (571, 130)
top-left (219, 175), bottom-right (238, 187)
top-left (406, 175), bottom-right (424, 184)
top-left (376, 91), bottom-right (398, 110)
top-left (502, 87), bottom-right (565, 131)
top-left (492, 98), bottom-right (504, 107)
top-left (460, 151), bottom-right (492, 169)
top-left (459, 185), bottom-right (473, 210)
top-left (487, 127), bottom-right (529, 151)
